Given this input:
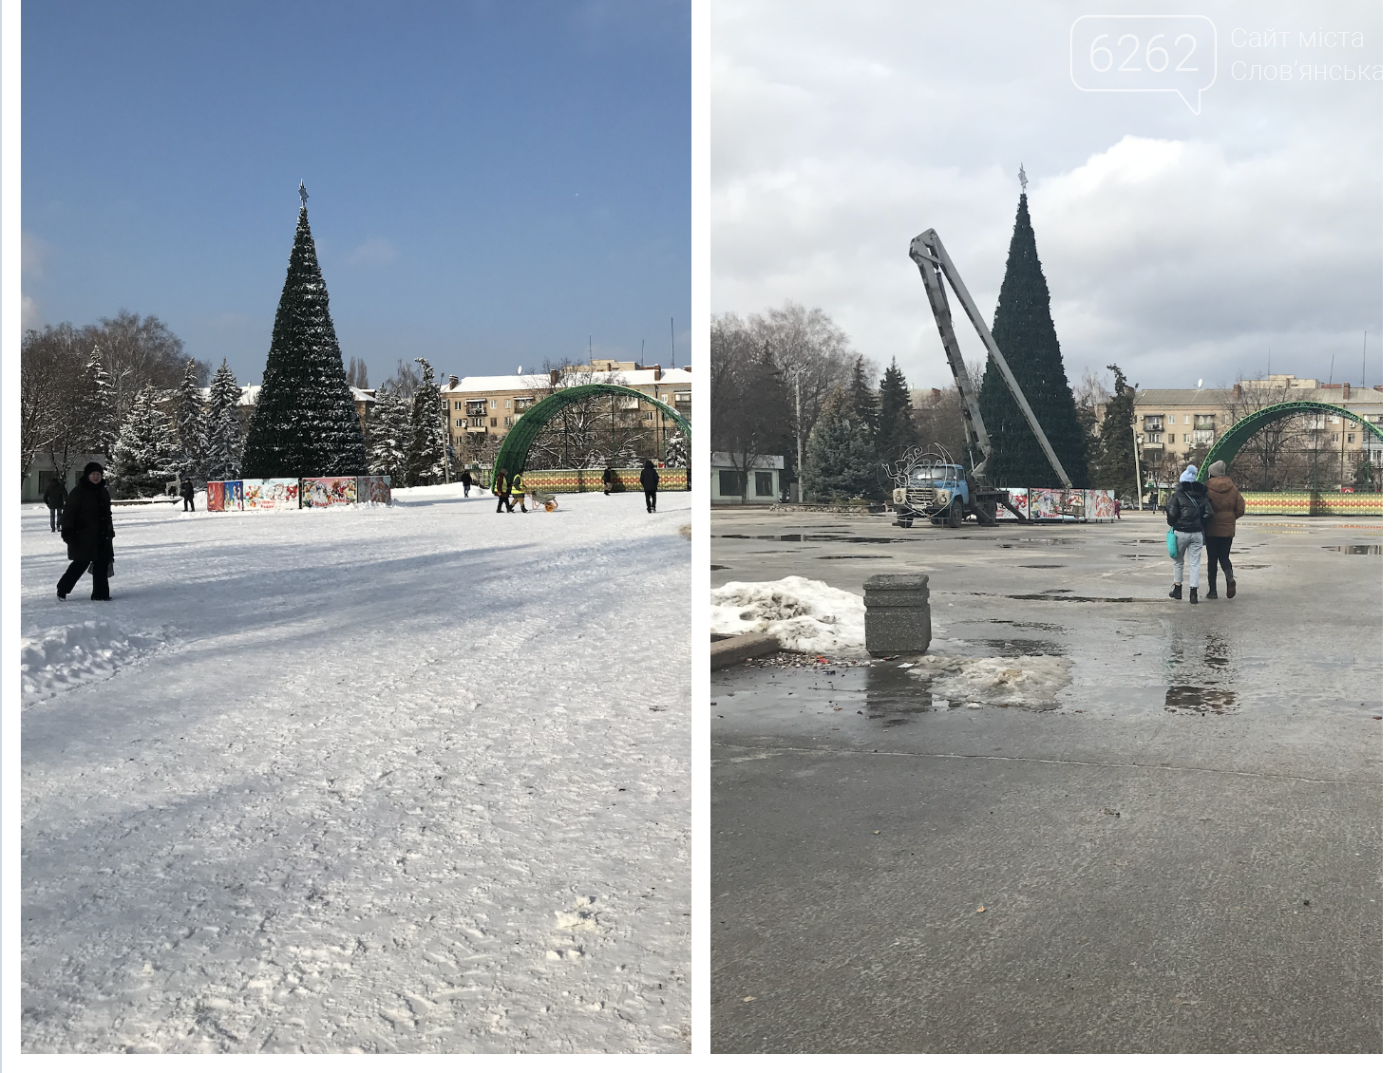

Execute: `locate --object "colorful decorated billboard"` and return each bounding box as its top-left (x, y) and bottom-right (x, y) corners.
top-left (1091, 489), bottom-right (1116, 520)
top-left (243, 478), bottom-right (300, 510)
top-left (995, 488), bottom-right (1029, 521)
top-left (206, 480), bottom-right (244, 512)
top-left (301, 476), bottom-right (358, 507)
top-left (356, 475), bottom-right (392, 505)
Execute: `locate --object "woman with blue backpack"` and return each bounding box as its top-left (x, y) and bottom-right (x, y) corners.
top-left (1164, 464), bottom-right (1214, 604)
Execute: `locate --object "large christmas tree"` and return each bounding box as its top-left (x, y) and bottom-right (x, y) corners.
top-left (241, 192), bottom-right (367, 478)
top-left (979, 192), bottom-right (1090, 488)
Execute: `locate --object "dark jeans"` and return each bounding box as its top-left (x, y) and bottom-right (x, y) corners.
top-left (59, 557), bottom-right (110, 599)
top-left (1205, 534), bottom-right (1234, 588)
top-left (49, 506), bottom-right (61, 530)
top-left (644, 489), bottom-right (657, 512)
top-left (496, 493), bottom-right (513, 513)
top-left (183, 494), bottom-right (195, 512)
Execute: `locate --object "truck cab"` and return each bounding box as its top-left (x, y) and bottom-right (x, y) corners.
top-left (892, 463), bottom-right (970, 527)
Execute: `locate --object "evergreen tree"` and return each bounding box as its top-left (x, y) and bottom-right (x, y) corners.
top-left (804, 386), bottom-right (880, 501)
top-left (404, 357), bottom-right (448, 486)
top-left (850, 357), bottom-right (880, 436)
top-left (110, 385), bottom-right (180, 497)
top-left (175, 358), bottom-right (208, 479)
top-left (81, 345), bottom-right (118, 459)
top-left (241, 200), bottom-right (367, 478)
top-left (665, 427), bottom-right (690, 470)
top-left (205, 359), bottom-right (245, 480)
top-left (1091, 365), bottom-right (1137, 494)
top-left (874, 358), bottom-right (918, 473)
top-left (365, 386), bottom-right (412, 486)
top-left (979, 193), bottom-right (1090, 488)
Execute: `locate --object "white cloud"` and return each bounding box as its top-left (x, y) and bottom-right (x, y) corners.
top-left (22, 295), bottom-right (41, 331)
top-left (22, 232), bottom-right (48, 279)
top-left (348, 238), bottom-right (399, 267)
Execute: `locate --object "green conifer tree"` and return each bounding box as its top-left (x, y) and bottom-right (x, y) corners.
top-left (404, 357), bottom-right (448, 486)
top-left (205, 360), bottom-right (245, 480)
top-left (241, 199), bottom-right (367, 478)
top-left (1091, 365), bottom-right (1137, 495)
top-left (850, 357), bottom-right (880, 436)
top-left (366, 386), bottom-right (411, 487)
top-left (979, 193), bottom-right (1090, 488)
top-left (874, 358), bottom-right (918, 472)
top-left (110, 385), bottom-right (180, 497)
top-left (175, 358), bottom-right (208, 479)
top-left (805, 387), bottom-right (880, 501)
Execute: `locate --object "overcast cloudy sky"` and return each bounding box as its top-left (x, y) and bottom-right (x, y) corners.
top-left (712, 0), bottom-right (1381, 394)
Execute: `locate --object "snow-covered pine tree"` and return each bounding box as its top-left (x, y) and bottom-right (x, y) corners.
top-left (665, 426), bottom-right (690, 469)
top-left (110, 385), bottom-right (180, 497)
top-left (81, 345), bottom-right (118, 460)
top-left (205, 359), bottom-right (245, 480)
top-left (404, 357), bottom-right (448, 486)
top-left (175, 358), bottom-right (208, 479)
top-left (366, 386), bottom-right (411, 487)
top-left (240, 197), bottom-right (367, 478)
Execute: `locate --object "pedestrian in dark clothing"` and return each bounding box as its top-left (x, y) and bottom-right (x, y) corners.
top-left (494, 469), bottom-right (513, 513)
top-left (640, 459), bottom-right (660, 513)
top-left (180, 477), bottom-right (196, 512)
top-left (1203, 460), bottom-right (1247, 599)
top-left (43, 477), bottom-right (67, 532)
top-left (602, 466), bottom-right (616, 495)
top-left (460, 470), bottom-right (474, 498)
top-left (1164, 464), bottom-right (1214, 604)
top-left (1147, 490), bottom-right (1158, 514)
top-left (58, 461), bottom-right (115, 601)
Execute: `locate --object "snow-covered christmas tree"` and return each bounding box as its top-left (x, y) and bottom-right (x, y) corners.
top-left (81, 346), bottom-right (118, 460)
top-left (240, 189), bottom-right (367, 478)
top-left (205, 359), bottom-right (245, 481)
top-left (110, 385), bottom-right (180, 497)
top-left (175, 358), bottom-right (208, 480)
top-left (366, 386), bottom-right (411, 487)
top-left (665, 427), bottom-right (689, 470)
top-left (404, 357), bottom-right (448, 486)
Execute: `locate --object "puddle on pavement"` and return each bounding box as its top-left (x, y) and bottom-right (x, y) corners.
top-left (986, 619), bottom-right (1066, 632)
top-left (1016, 564), bottom-right (1065, 569)
top-left (1165, 685), bottom-right (1238, 714)
top-left (997, 538), bottom-right (1082, 548)
top-left (1322, 545), bottom-right (1383, 555)
top-left (712, 565), bottom-right (730, 571)
top-left (718, 534), bottom-right (910, 544)
top-left (1119, 539), bottom-right (1162, 545)
top-left (972, 592), bottom-right (1146, 603)
top-left (1163, 629), bottom-right (1238, 714)
top-left (976, 637), bottom-right (1066, 657)
top-left (816, 554), bottom-right (894, 559)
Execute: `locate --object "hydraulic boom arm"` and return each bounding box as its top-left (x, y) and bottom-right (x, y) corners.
top-left (909, 227), bottom-right (1072, 491)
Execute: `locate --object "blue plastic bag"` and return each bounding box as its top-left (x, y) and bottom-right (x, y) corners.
top-left (1166, 528), bottom-right (1178, 558)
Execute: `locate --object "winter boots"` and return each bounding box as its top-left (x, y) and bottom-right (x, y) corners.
top-left (1227, 576), bottom-right (1237, 599)
top-left (1189, 587), bottom-right (1199, 604)
top-left (1169, 584), bottom-right (1182, 600)
top-left (1206, 584), bottom-right (1218, 599)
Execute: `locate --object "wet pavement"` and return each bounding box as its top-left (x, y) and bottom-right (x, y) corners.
top-left (711, 509), bottom-right (1381, 1053)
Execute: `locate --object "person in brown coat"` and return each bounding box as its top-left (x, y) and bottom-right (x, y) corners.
top-left (1203, 460), bottom-right (1247, 599)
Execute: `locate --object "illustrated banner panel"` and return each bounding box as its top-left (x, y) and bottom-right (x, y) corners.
top-left (302, 476), bottom-right (358, 507)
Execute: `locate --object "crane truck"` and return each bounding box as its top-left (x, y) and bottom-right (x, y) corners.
top-left (896, 227), bottom-right (1074, 527)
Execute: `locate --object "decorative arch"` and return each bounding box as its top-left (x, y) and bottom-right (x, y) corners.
top-left (489, 383), bottom-right (692, 486)
top-left (1199, 401), bottom-right (1382, 474)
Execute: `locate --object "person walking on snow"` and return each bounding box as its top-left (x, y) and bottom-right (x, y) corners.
top-left (180, 477), bottom-right (196, 512)
top-left (1203, 460), bottom-right (1247, 599)
top-left (1165, 464), bottom-right (1214, 604)
top-left (640, 459), bottom-right (660, 513)
top-left (494, 469), bottom-right (513, 513)
top-left (510, 472), bottom-right (529, 513)
top-left (602, 465), bottom-right (617, 495)
top-left (58, 461), bottom-right (115, 602)
top-left (43, 476), bottom-right (67, 532)
top-left (460, 469), bottom-right (475, 497)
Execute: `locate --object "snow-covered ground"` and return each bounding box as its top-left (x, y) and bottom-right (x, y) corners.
top-left (20, 487), bottom-right (691, 1053)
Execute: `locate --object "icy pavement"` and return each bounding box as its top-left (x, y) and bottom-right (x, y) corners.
top-left (20, 487), bottom-right (691, 1053)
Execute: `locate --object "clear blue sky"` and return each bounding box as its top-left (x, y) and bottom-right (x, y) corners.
top-left (23, 0), bottom-right (691, 388)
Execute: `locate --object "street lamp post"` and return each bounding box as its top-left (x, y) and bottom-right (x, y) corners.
top-left (1134, 434), bottom-right (1144, 510)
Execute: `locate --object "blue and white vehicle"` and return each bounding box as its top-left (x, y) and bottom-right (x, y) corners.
top-left (892, 462), bottom-right (970, 527)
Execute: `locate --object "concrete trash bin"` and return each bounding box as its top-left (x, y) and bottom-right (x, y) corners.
top-left (863, 573), bottom-right (931, 656)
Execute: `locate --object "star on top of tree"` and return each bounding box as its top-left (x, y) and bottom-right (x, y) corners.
top-left (1018, 163), bottom-right (1028, 193)
top-left (299, 180), bottom-right (309, 208)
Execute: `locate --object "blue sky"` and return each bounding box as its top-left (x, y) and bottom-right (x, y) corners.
top-left (23, 0), bottom-right (691, 387)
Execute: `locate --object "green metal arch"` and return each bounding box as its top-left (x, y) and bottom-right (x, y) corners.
top-left (1200, 401), bottom-right (1383, 473)
top-left (490, 383), bottom-right (692, 486)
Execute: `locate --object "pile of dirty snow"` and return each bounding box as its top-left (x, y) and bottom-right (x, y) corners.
top-left (710, 576), bottom-right (868, 654)
top-left (907, 654), bottom-right (1073, 710)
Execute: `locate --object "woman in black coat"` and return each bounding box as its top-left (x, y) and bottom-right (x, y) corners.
top-left (640, 459), bottom-right (660, 513)
top-left (58, 462), bottom-right (115, 601)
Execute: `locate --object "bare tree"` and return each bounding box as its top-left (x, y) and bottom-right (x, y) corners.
top-left (345, 357), bottom-right (370, 389)
top-left (78, 311), bottom-right (202, 429)
top-left (1223, 374), bottom-right (1309, 491)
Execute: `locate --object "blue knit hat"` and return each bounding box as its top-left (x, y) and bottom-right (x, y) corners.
top-left (1179, 464), bottom-right (1198, 483)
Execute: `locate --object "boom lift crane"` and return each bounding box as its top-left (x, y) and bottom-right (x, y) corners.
top-left (907, 227), bottom-right (1073, 524)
